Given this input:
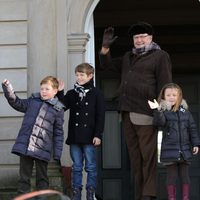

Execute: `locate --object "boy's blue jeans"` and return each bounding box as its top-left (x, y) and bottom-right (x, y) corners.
top-left (70, 144), bottom-right (97, 190)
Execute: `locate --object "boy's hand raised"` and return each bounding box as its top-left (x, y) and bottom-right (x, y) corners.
top-left (2, 79), bottom-right (10, 85)
top-left (58, 79), bottom-right (65, 91)
top-left (2, 79), bottom-right (14, 93)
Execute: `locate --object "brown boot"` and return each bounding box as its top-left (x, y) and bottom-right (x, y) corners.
top-left (182, 184), bottom-right (189, 200)
top-left (167, 185), bottom-right (176, 200)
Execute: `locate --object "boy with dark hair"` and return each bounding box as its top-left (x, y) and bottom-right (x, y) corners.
top-left (58, 63), bottom-right (105, 200)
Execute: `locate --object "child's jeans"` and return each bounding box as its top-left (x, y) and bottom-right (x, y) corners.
top-left (18, 155), bottom-right (49, 194)
top-left (70, 144), bottom-right (97, 190)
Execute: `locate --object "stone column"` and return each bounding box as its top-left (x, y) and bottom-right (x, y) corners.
top-left (67, 33), bottom-right (90, 89)
top-left (27, 0), bottom-right (57, 94)
top-left (27, 0), bottom-right (68, 193)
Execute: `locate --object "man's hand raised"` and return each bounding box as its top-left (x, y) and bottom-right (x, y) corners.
top-left (102, 27), bottom-right (118, 48)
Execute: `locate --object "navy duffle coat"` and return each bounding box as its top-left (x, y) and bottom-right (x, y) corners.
top-left (58, 81), bottom-right (105, 145)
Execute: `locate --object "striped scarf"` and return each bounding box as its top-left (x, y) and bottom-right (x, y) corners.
top-left (74, 79), bottom-right (94, 101)
top-left (132, 42), bottom-right (161, 55)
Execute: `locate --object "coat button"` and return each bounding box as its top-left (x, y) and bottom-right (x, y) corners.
top-left (85, 102), bottom-right (88, 105)
top-left (85, 113), bottom-right (88, 116)
top-left (75, 123), bottom-right (79, 126)
top-left (84, 124), bottom-right (87, 127)
top-left (76, 112), bottom-right (79, 115)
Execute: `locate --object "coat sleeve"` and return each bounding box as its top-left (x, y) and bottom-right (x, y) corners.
top-left (57, 90), bottom-right (70, 111)
top-left (56, 90), bottom-right (65, 104)
top-left (155, 51), bottom-right (172, 95)
top-left (153, 110), bottom-right (167, 127)
top-left (94, 90), bottom-right (106, 139)
top-left (188, 112), bottom-right (200, 147)
top-left (2, 83), bottom-right (29, 113)
top-left (99, 51), bottom-right (123, 73)
top-left (53, 109), bottom-right (65, 160)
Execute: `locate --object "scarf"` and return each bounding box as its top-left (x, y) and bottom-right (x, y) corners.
top-left (74, 79), bottom-right (94, 101)
top-left (132, 42), bottom-right (161, 55)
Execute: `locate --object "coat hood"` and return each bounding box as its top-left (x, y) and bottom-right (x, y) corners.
top-left (159, 99), bottom-right (188, 111)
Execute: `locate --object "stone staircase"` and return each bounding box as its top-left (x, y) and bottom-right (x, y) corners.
top-left (0, 162), bottom-right (65, 200)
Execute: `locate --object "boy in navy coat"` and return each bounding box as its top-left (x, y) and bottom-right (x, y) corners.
top-left (58, 63), bottom-right (105, 200)
top-left (2, 76), bottom-right (65, 195)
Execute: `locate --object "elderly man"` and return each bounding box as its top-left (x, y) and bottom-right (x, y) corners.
top-left (99, 21), bottom-right (172, 200)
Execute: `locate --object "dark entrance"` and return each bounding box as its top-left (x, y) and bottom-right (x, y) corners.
top-left (94, 1), bottom-right (200, 199)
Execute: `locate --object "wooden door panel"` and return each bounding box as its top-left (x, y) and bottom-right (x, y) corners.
top-left (102, 112), bottom-right (121, 169)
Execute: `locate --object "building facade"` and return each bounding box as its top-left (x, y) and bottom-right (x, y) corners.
top-left (0, 0), bottom-right (97, 199)
top-left (0, 0), bottom-right (200, 199)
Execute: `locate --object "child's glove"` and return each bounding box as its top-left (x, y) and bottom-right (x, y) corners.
top-left (2, 79), bottom-right (14, 94)
top-left (148, 99), bottom-right (159, 109)
top-left (193, 147), bottom-right (199, 155)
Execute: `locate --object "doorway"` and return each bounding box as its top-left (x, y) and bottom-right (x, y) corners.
top-left (94, 0), bottom-right (200, 199)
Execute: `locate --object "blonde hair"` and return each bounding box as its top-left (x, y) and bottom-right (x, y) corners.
top-left (158, 83), bottom-right (183, 112)
top-left (75, 63), bottom-right (94, 75)
top-left (40, 76), bottom-right (59, 89)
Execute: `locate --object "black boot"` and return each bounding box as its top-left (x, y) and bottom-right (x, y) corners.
top-left (86, 187), bottom-right (95, 200)
top-left (71, 188), bottom-right (81, 200)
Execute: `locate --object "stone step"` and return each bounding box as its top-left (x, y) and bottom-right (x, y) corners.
top-left (0, 161), bottom-right (65, 199)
